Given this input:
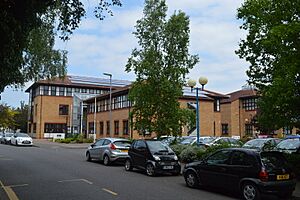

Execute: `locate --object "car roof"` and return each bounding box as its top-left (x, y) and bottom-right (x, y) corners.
top-left (99, 137), bottom-right (130, 142)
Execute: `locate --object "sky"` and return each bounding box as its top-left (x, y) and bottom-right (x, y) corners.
top-left (1, 0), bottom-right (249, 108)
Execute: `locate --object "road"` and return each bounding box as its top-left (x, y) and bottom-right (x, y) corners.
top-left (0, 140), bottom-right (292, 200)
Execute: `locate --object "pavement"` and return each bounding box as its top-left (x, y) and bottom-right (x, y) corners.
top-left (33, 139), bottom-right (300, 198)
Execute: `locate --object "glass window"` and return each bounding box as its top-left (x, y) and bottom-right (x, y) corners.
top-left (242, 98), bottom-right (258, 111)
top-left (44, 123), bottom-right (66, 133)
top-left (59, 87), bottom-right (65, 96)
top-left (231, 151), bottom-right (253, 166)
top-left (99, 122), bottom-right (104, 135)
top-left (81, 88), bottom-right (87, 93)
top-left (43, 85), bottom-right (49, 96)
top-left (106, 121), bottom-right (110, 135)
top-left (50, 86), bottom-right (56, 96)
top-left (114, 140), bottom-right (131, 147)
top-left (123, 120), bottom-right (129, 135)
top-left (74, 88), bottom-right (80, 93)
top-left (214, 99), bottom-right (220, 112)
top-left (114, 121), bottom-right (119, 135)
top-left (245, 124), bottom-right (253, 136)
top-left (59, 105), bottom-right (69, 115)
top-left (66, 87), bottom-right (72, 96)
top-left (88, 122), bottom-right (94, 134)
top-left (95, 139), bottom-right (104, 146)
top-left (207, 150), bottom-right (231, 165)
top-left (221, 124), bottom-right (229, 135)
top-left (103, 139), bottom-right (111, 145)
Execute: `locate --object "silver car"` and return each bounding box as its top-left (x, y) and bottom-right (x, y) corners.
top-left (1, 133), bottom-right (14, 144)
top-left (85, 138), bottom-right (131, 165)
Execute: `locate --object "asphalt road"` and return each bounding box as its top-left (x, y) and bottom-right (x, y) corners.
top-left (0, 141), bottom-right (296, 200)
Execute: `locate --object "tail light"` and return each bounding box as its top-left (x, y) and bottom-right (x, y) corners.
top-left (110, 143), bottom-right (117, 150)
top-left (259, 168), bottom-right (269, 182)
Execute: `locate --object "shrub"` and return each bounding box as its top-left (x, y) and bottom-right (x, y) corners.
top-left (170, 144), bottom-right (187, 159)
top-left (179, 146), bottom-right (206, 163)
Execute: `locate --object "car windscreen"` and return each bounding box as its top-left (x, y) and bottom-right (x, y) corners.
top-left (201, 137), bottom-right (216, 144)
top-left (243, 139), bottom-right (266, 148)
top-left (261, 152), bottom-right (289, 171)
top-left (113, 140), bottom-right (131, 147)
top-left (146, 141), bottom-right (172, 154)
top-left (180, 137), bottom-right (195, 144)
top-left (17, 133), bottom-right (29, 137)
top-left (277, 139), bottom-right (300, 150)
top-left (5, 133), bottom-right (13, 137)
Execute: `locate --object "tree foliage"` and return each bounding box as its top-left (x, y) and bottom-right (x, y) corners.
top-left (236, 0), bottom-right (300, 130)
top-left (0, 0), bottom-right (121, 92)
top-left (126, 0), bottom-right (199, 137)
top-left (13, 102), bottom-right (29, 133)
top-left (0, 104), bottom-right (17, 132)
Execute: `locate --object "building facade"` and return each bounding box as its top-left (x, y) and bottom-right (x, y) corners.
top-left (26, 75), bottom-right (131, 139)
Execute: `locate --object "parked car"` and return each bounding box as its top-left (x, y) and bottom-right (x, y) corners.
top-left (276, 138), bottom-right (300, 154)
top-left (10, 133), bottom-right (33, 146)
top-left (124, 140), bottom-right (181, 176)
top-left (161, 136), bottom-right (190, 145)
top-left (0, 133), bottom-right (3, 140)
top-left (183, 148), bottom-right (296, 200)
top-left (200, 137), bottom-right (242, 148)
top-left (85, 138), bottom-right (131, 165)
top-left (1, 133), bottom-right (14, 144)
top-left (242, 138), bottom-right (282, 151)
top-left (180, 136), bottom-right (215, 145)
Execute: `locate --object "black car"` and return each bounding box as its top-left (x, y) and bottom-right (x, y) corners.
top-left (183, 148), bottom-right (296, 200)
top-left (124, 140), bottom-right (181, 176)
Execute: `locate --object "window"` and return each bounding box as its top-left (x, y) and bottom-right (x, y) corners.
top-left (50, 86), bottom-right (56, 96)
top-left (33, 123), bottom-right (36, 133)
top-left (114, 121), bottom-right (119, 135)
top-left (89, 89), bottom-right (95, 94)
top-left (123, 120), bottom-right (129, 135)
top-left (44, 123), bottom-right (66, 133)
top-left (59, 105), bottom-right (69, 115)
top-left (88, 122), bottom-right (94, 134)
top-left (95, 139), bottom-right (104, 146)
top-left (214, 99), bottom-right (220, 112)
top-left (66, 87), bottom-right (72, 96)
top-left (221, 124), bottom-right (229, 135)
top-left (245, 124), bottom-right (253, 136)
top-left (99, 122), bottom-right (104, 135)
top-left (74, 88), bottom-right (80, 93)
top-left (134, 140), bottom-right (146, 149)
top-left (242, 98), bottom-right (258, 111)
top-left (230, 151), bottom-right (253, 166)
top-left (207, 150), bottom-right (231, 165)
top-left (103, 139), bottom-right (111, 145)
top-left (59, 87), bottom-right (65, 96)
top-left (43, 85), bottom-right (49, 96)
top-left (81, 88), bottom-right (87, 93)
top-left (106, 121), bottom-right (110, 135)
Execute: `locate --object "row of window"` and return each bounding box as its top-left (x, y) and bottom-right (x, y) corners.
top-left (221, 123), bottom-right (254, 135)
top-left (32, 86), bottom-right (108, 98)
top-left (88, 120), bottom-right (129, 135)
top-left (242, 98), bottom-right (258, 111)
top-left (88, 95), bottom-right (131, 113)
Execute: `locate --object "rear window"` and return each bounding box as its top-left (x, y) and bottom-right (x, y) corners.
top-left (114, 140), bottom-right (131, 147)
top-left (261, 153), bottom-right (289, 170)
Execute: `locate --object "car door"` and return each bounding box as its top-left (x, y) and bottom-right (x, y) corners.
top-left (90, 139), bottom-right (104, 158)
top-left (199, 149), bottom-right (232, 188)
top-left (131, 141), bottom-right (147, 168)
top-left (99, 139), bottom-right (111, 160)
top-left (11, 134), bottom-right (17, 144)
top-left (226, 150), bottom-right (257, 191)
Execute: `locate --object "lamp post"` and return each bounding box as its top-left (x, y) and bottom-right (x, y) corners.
top-left (103, 73), bottom-right (112, 137)
top-left (93, 96), bottom-right (96, 143)
top-left (187, 77), bottom-right (208, 145)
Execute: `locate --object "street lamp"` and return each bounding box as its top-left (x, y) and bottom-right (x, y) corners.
top-left (103, 73), bottom-right (112, 137)
top-left (187, 77), bottom-right (208, 145)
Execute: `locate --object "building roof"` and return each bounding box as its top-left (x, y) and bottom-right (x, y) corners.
top-left (25, 75), bottom-right (132, 92)
top-left (221, 89), bottom-right (258, 103)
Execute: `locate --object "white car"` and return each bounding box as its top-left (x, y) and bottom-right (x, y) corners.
top-left (1, 133), bottom-right (14, 144)
top-left (10, 133), bottom-right (33, 146)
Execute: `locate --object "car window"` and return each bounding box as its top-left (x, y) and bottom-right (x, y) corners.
top-left (231, 151), bottom-right (254, 166)
top-left (134, 140), bottom-right (146, 149)
top-left (17, 133), bottom-right (29, 137)
top-left (277, 139), bottom-right (300, 150)
top-left (95, 139), bottom-right (104, 146)
top-left (261, 153), bottom-right (289, 171)
top-left (207, 150), bottom-right (231, 165)
top-left (146, 141), bottom-right (170, 153)
top-left (114, 140), bottom-right (131, 147)
top-left (103, 139), bottom-right (111, 145)
top-left (5, 133), bottom-right (13, 137)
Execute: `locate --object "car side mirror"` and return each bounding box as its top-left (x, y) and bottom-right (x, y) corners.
top-left (91, 144), bottom-right (95, 148)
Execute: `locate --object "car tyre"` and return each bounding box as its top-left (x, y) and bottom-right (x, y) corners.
top-left (86, 152), bottom-right (91, 162)
top-left (15, 141), bottom-right (18, 146)
top-left (103, 155), bottom-right (110, 166)
top-left (184, 171), bottom-right (199, 188)
top-left (242, 182), bottom-right (260, 200)
top-left (146, 163), bottom-right (155, 176)
top-left (124, 159), bottom-right (133, 171)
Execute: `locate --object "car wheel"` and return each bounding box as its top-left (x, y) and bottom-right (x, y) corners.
top-left (15, 141), bottom-right (18, 146)
top-left (184, 171), bottom-right (199, 188)
top-left (146, 163), bottom-right (155, 176)
top-left (103, 155), bottom-right (110, 166)
top-left (124, 159), bottom-right (133, 171)
top-left (86, 152), bottom-right (91, 161)
top-left (242, 182), bottom-right (260, 200)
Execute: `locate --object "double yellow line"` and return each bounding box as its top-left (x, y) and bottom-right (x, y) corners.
top-left (0, 180), bottom-right (19, 200)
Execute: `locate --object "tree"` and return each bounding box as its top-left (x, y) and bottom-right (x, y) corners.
top-left (13, 102), bottom-right (29, 133)
top-left (126, 0), bottom-right (199, 137)
top-left (0, 104), bottom-right (17, 132)
top-left (236, 0), bottom-right (300, 130)
top-left (0, 0), bottom-right (122, 92)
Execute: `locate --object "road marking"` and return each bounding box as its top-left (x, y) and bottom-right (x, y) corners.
top-left (7, 184), bottom-right (28, 188)
top-left (58, 179), bottom-right (93, 185)
top-left (102, 188), bottom-right (118, 196)
top-left (0, 180), bottom-right (20, 200)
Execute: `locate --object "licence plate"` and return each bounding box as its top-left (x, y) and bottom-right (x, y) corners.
top-left (163, 166), bottom-right (174, 170)
top-left (277, 174), bottom-right (289, 180)
top-left (121, 149), bottom-right (128, 153)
